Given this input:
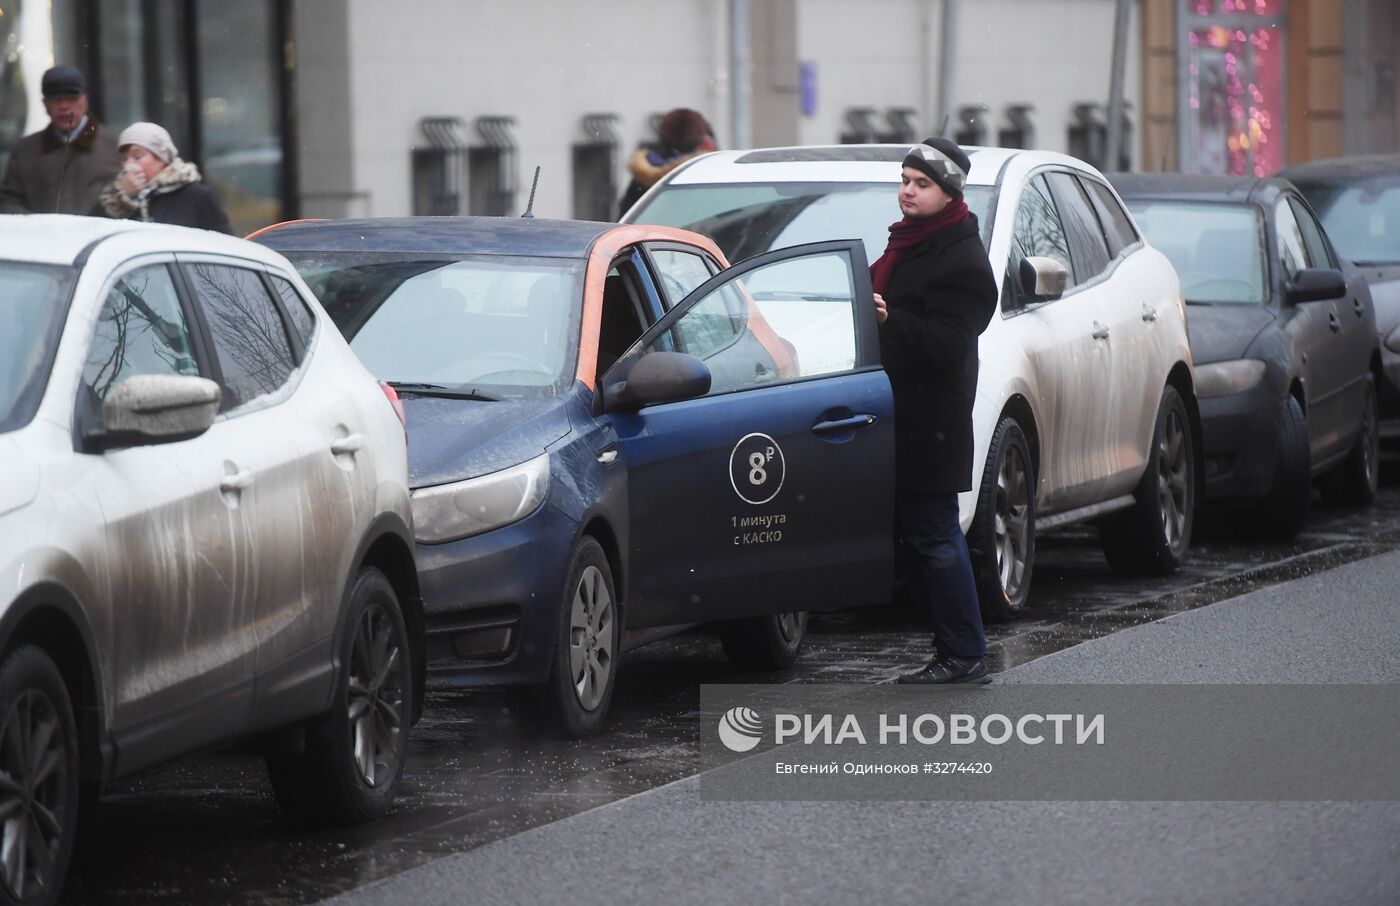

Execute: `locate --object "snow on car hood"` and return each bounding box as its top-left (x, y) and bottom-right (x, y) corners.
top-left (1186, 305), bottom-right (1277, 366)
top-left (403, 395), bottom-right (570, 489)
top-left (0, 436), bottom-right (39, 519)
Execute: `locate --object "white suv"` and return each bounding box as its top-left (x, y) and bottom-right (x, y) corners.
top-left (0, 216), bottom-right (420, 904)
top-left (626, 145), bottom-right (1201, 618)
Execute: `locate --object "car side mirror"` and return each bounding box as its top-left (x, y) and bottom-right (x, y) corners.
top-left (1284, 267), bottom-right (1347, 305)
top-left (1019, 256), bottom-right (1068, 301)
top-left (92, 374), bottom-right (221, 450)
top-left (603, 351), bottom-right (711, 411)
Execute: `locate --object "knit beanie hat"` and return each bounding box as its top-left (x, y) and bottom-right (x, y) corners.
top-left (118, 122), bottom-right (178, 164)
top-left (902, 137), bottom-right (971, 198)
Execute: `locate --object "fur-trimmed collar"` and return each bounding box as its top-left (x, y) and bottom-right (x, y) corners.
top-left (99, 159), bottom-right (203, 220)
top-left (40, 117), bottom-right (103, 154)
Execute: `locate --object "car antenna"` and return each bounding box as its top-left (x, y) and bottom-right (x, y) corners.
top-left (521, 166), bottom-right (541, 218)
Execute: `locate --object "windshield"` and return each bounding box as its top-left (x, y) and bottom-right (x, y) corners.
top-left (630, 182), bottom-right (996, 266)
top-left (1125, 201), bottom-right (1266, 304)
top-left (0, 262), bottom-right (77, 433)
top-left (1292, 178), bottom-right (1400, 266)
top-left (286, 253), bottom-right (584, 397)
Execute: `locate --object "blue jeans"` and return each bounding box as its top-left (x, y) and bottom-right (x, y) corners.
top-left (896, 491), bottom-right (987, 659)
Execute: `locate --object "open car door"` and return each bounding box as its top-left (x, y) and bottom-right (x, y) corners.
top-left (599, 239), bottom-right (895, 628)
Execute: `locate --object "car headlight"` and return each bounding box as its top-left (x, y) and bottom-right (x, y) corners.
top-left (1385, 324), bottom-right (1400, 355)
top-left (1194, 359), bottom-right (1267, 399)
top-left (411, 453), bottom-right (550, 544)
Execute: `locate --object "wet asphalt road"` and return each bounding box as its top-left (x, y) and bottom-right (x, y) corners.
top-left (61, 475), bottom-right (1400, 905)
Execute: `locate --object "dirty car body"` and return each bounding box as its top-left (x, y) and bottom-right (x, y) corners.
top-left (1280, 154), bottom-right (1400, 446)
top-left (259, 217), bottom-right (894, 734)
top-left (1112, 174), bottom-right (1381, 526)
top-left (0, 215), bottom-right (420, 903)
top-left (625, 145), bottom-right (1201, 620)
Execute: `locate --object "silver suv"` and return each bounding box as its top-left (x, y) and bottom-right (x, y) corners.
top-left (0, 216), bottom-right (421, 904)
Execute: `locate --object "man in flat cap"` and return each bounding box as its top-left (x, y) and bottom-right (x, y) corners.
top-left (0, 65), bottom-right (120, 214)
top-left (870, 137), bottom-right (997, 685)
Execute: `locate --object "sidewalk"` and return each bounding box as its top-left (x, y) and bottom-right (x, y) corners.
top-left (327, 550), bottom-right (1400, 906)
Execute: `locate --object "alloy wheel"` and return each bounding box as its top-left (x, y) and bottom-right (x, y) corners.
top-left (346, 604), bottom-right (407, 789)
top-left (995, 442), bottom-right (1032, 601)
top-left (569, 565), bottom-right (614, 711)
top-left (0, 688), bottom-right (68, 901)
top-left (775, 612), bottom-right (807, 645)
top-left (1157, 406), bottom-right (1190, 549)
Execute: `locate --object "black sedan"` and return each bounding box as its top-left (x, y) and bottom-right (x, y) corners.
top-left (1111, 174), bottom-right (1380, 537)
top-left (1279, 154), bottom-right (1400, 446)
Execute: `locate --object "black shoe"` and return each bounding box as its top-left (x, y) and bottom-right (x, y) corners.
top-left (895, 655), bottom-right (991, 685)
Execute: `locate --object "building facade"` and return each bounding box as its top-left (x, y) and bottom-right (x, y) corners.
top-left (0, 0), bottom-right (1389, 234)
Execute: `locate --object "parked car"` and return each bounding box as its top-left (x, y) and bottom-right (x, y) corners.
top-left (624, 145), bottom-right (1202, 619)
top-left (1279, 154), bottom-right (1400, 447)
top-left (257, 216), bottom-right (896, 736)
top-left (0, 215), bottom-right (421, 905)
top-left (1112, 174), bottom-right (1380, 537)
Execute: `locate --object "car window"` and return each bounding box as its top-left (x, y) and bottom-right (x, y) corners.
top-left (631, 181), bottom-right (996, 271)
top-left (1046, 171), bottom-right (1110, 282)
top-left (290, 253), bottom-right (583, 397)
top-left (270, 274), bottom-right (318, 350)
top-left (1012, 175), bottom-right (1075, 288)
top-left (634, 249), bottom-right (860, 396)
top-left (1291, 178), bottom-right (1400, 266)
top-left (649, 249), bottom-right (715, 309)
top-left (1125, 200), bottom-right (1266, 304)
top-left (82, 264), bottom-right (200, 401)
top-left (1274, 199), bottom-right (1312, 279)
top-left (1288, 198), bottom-right (1334, 270)
top-left (1081, 178), bottom-right (1139, 258)
top-left (0, 263), bottom-right (75, 434)
top-left (184, 263), bottom-right (297, 409)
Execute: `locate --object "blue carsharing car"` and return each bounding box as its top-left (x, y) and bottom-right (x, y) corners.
top-left (258, 217), bottom-right (894, 735)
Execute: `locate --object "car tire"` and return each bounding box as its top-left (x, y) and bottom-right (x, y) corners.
top-left (1250, 395), bottom-right (1311, 540)
top-left (530, 537), bottom-right (619, 738)
top-left (0, 646), bottom-right (80, 906)
top-left (719, 611), bottom-right (808, 670)
top-left (266, 567), bottom-right (412, 825)
top-left (1319, 378), bottom-right (1379, 507)
top-left (1100, 385), bottom-right (1196, 575)
top-left (969, 416), bottom-right (1036, 622)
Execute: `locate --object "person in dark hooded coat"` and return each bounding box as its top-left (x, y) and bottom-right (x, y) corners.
top-left (94, 122), bottom-right (231, 233)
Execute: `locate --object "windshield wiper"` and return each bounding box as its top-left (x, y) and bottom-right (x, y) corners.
top-left (1351, 260), bottom-right (1400, 268)
top-left (387, 381), bottom-right (498, 401)
top-left (1183, 299), bottom-right (1213, 306)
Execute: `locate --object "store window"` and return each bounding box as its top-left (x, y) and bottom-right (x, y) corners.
top-left (0, 0), bottom-right (82, 173)
top-left (1181, 0), bottom-right (1285, 177)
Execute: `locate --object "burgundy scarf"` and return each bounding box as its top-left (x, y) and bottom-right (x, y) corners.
top-left (869, 198), bottom-right (970, 296)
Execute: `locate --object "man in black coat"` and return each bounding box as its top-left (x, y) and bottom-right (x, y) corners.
top-left (871, 137), bottom-right (997, 684)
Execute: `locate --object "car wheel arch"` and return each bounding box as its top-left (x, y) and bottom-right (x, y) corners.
top-left (1, 586), bottom-right (106, 790)
top-left (346, 515), bottom-right (423, 724)
top-left (579, 517), bottom-right (625, 619)
top-left (999, 394), bottom-right (1042, 479)
top-left (1168, 362), bottom-right (1206, 498)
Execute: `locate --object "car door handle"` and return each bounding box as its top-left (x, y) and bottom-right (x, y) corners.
top-left (812, 414), bottom-right (877, 434)
top-left (1140, 304), bottom-right (1157, 322)
top-left (1328, 312), bottom-right (1341, 333)
top-left (220, 469), bottom-right (254, 493)
top-left (330, 433), bottom-right (365, 455)
top-left (1091, 321), bottom-right (1110, 340)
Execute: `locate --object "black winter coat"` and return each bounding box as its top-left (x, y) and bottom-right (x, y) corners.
top-left (138, 183), bottom-right (232, 233)
top-left (877, 214), bottom-right (997, 493)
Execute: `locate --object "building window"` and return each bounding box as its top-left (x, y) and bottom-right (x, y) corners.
top-left (1180, 0), bottom-right (1285, 176)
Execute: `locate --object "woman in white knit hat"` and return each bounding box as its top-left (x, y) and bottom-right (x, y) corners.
top-left (94, 122), bottom-right (231, 233)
